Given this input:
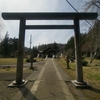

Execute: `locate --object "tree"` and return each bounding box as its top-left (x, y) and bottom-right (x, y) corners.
top-left (65, 33), bottom-right (88, 56)
top-left (83, 0), bottom-right (100, 17)
top-left (82, 0), bottom-right (100, 63)
top-left (38, 44), bottom-right (47, 51)
top-left (8, 37), bottom-right (18, 57)
top-left (53, 41), bottom-right (59, 52)
top-left (87, 20), bottom-right (100, 63)
top-left (65, 36), bottom-right (74, 57)
top-left (65, 36), bottom-right (74, 51)
top-left (0, 33), bottom-right (19, 57)
top-left (2, 32), bottom-right (9, 57)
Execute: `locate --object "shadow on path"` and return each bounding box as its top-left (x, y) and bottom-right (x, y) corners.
top-left (19, 86), bottom-right (38, 100)
top-left (90, 87), bottom-right (100, 94)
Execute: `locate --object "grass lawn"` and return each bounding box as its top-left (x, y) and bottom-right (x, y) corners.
top-left (0, 67), bottom-right (33, 73)
top-left (0, 58), bottom-right (27, 65)
top-left (56, 57), bottom-right (100, 100)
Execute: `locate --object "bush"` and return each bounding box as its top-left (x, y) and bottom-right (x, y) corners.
top-left (26, 58), bottom-right (37, 63)
top-left (0, 55), bottom-right (3, 58)
top-left (82, 59), bottom-right (88, 66)
top-left (95, 54), bottom-right (100, 59)
top-left (82, 56), bottom-right (85, 59)
top-left (68, 56), bottom-right (74, 62)
top-left (26, 58), bottom-right (31, 62)
top-left (70, 57), bottom-right (74, 63)
top-left (33, 59), bottom-right (37, 62)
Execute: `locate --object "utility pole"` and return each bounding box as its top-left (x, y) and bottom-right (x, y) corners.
top-left (29, 35), bottom-right (34, 69)
top-left (30, 35), bottom-right (32, 51)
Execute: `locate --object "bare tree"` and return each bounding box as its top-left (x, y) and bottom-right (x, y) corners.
top-left (89, 20), bottom-right (100, 63)
top-left (83, 0), bottom-right (100, 18)
top-left (82, 0), bottom-right (100, 63)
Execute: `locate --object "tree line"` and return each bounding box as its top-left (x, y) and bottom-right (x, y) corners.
top-left (0, 32), bottom-right (66, 58)
top-left (65, 19), bottom-right (100, 63)
top-left (0, 32), bottom-right (18, 57)
top-left (32, 42), bottom-right (66, 56)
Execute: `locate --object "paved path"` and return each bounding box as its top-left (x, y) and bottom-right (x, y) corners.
top-left (22, 58), bottom-right (74, 100)
top-left (12, 58), bottom-right (87, 100)
top-left (38, 59), bottom-right (74, 100)
top-left (12, 59), bottom-right (87, 100)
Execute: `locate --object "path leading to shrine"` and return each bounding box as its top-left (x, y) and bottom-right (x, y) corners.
top-left (12, 58), bottom-right (87, 100)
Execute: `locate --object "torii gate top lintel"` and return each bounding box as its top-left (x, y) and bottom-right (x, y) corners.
top-left (2, 12), bottom-right (97, 20)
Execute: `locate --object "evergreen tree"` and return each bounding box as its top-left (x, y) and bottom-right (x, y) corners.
top-left (65, 36), bottom-right (74, 52)
top-left (2, 32), bottom-right (9, 57)
top-left (53, 41), bottom-right (59, 52)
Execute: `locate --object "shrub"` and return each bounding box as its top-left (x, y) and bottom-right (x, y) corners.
top-left (26, 58), bottom-right (31, 62)
top-left (33, 59), bottom-right (37, 62)
top-left (95, 54), bottom-right (100, 59)
top-left (82, 56), bottom-right (85, 59)
top-left (0, 55), bottom-right (3, 58)
top-left (82, 59), bottom-right (88, 66)
top-left (70, 57), bottom-right (74, 63)
top-left (26, 58), bottom-right (37, 62)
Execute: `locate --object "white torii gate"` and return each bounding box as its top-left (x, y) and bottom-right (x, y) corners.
top-left (2, 12), bottom-right (97, 87)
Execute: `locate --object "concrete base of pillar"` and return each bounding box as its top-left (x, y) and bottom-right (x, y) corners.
top-left (29, 67), bottom-right (34, 69)
top-left (8, 79), bottom-right (28, 87)
top-left (66, 67), bottom-right (70, 69)
top-left (71, 80), bottom-right (91, 88)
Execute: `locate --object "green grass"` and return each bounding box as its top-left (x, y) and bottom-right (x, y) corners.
top-left (57, 58), bottom-right (100, 83)
top-left (0, 58), bottom-right (26, 65)
top-left (85, 57), bottom-right (100, 65)
top-left (56, 57), bottom-right (100, 100)
top-left (87, 73), bottom-right (100, 80)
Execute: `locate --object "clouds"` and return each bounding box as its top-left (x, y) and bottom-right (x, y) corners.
top-left (0, 0), bottom-right (86, 47)
top-left (0, 0), bottom-right (33, 12)
top-left (25, 29), bottom-right (74, 47)
top-left (0, 0), bottom-right (68, 12)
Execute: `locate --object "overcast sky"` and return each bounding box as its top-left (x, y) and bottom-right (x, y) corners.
top-left (0, 0), bottom-right (90, 47)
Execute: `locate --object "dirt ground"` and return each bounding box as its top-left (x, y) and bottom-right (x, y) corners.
top-left (0, 67), bottom-right (33, 100)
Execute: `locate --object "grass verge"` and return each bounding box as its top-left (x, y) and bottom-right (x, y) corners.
top-left (56, 58), bottom-right (100, 100)
top-left (0, 58), bottom-right (27, 65)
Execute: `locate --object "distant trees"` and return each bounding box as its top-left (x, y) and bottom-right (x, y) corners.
top-left (0, 32), bottom-right (18, 57)
top-left (65, 33), bottom-right (88, 56)
top-left (65, 36), bottom-right (74, 56)
top-left (65, 19), bottom-right (100, 63)
top-left (37, 42), bottom-right (65, 54)
top-left (87, 20), bottom-right (100, 63)
top-left (82, 0), bottom-right (100, 63)
top-left (38, 44), bottom-right (47, 51)
top-left (2, 32), bottom-right (9, 56)
top-left (0, 32), bottom-right (66, 58)
top-left (53, 41), bottom-right (59, 52)
top-left (32, 46), bottom-right (38, 57)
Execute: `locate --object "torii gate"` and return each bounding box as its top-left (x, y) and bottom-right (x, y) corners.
top-left (2, 12), bottom-right (97, 87)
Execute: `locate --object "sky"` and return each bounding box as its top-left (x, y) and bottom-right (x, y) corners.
top-left (0, 0), bottom-right (91, 47)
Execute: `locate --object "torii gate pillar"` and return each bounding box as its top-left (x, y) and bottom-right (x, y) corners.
top-left (10, 18), bottom-right (27, 86)
top-left (71, 17), bottom-right (89, 87)
top-left (13, 18), bottom-right (27, 85)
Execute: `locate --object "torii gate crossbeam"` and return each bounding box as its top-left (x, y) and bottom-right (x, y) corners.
top-left (2, 12), bottom-right (97, 87)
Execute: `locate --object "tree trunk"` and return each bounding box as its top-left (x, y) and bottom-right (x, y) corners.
top-left (90, 51), bottom-right (98, 63)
